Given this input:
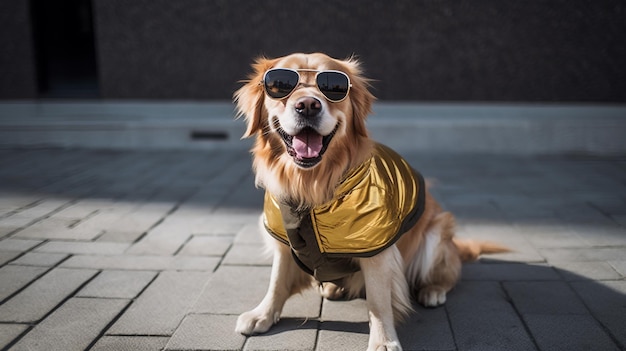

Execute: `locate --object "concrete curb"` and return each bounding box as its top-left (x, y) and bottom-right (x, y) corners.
top-left (0, 101), bottom-right (624, 154)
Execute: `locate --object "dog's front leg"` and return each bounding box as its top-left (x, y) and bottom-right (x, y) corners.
top-left (236, 239), bottom-right (304, 335)
top-left (360, 247), bottom-right (404, 351)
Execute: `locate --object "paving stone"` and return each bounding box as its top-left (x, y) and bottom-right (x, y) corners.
top-left (1, 199), bottom-right (71, 229)
top-left (233, 222), bottom-right (266, 245)
top-left (91, 336), bottom-right (170, 351)
top-left (126, 224), bottom-right (191, 256)
top-left (77, 270), bottom-right (157, 299)
top-left (321, 298), bottom-right (368, 323)
top-left (553, 261), bottom-right (623, 281)
top-left (569, 280), bottom-right (626, 347)
top-left (539, 247), bottom-right (626, 262)
top-left (244, 318), bottom-right (318, 351)
top-left (108, 271), bottom-right (211, 335)
top-left (178, 235), bottom-right (233, 256)
top-left (11, 218), bottom-right (103, 241)
top-left (282, 287), bottom-right (322, 319)
top-left (0, 324), bottom-right (29, 349)
top-left (0, 265), bottom-right (49, 301)
top-left (461, 262), bottom-right (560, 281)
top-left (166, 314), bottom-right (245, 351)
top-left (398, 305), bottom-right (456, 351)
top-left (35, 241), bottom-right (130, 255)
top-left (317, 321), bottom-right (369, 351)
top-left (9, 298), bottom-right (129, 351)
top-left (0, 251), bottom-right (20, 265)
top-left (192, 265), bottom-right (271, 314)
top-left (96, 229), bottom-right (146, 243)
top-left (524, 314), bottom-right (620, 351)
top-left (0, 268), bottom-right (98, 323)
top-left (446, 282), bottom-right (537, 351)
top-left (0, 238), bottom-right (42, 252)
top-left (222, 243), bottom-right (272, 265)
top-left (10, 252), bottom-right (68, 267)
top-left (61, 254), bottom-right (220, 271)
top-left (609, 260), bottom-right (626, 277)
top-left (503, 281), bottom-right (588, 315)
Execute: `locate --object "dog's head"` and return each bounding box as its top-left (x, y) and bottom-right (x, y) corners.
top-left (235, 53), bottom-right (375, 205)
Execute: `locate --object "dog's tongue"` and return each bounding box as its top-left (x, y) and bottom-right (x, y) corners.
top-left (292, 129), bottom-right (323, 159)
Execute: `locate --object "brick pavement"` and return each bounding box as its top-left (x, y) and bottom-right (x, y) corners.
top-left (0, 147), bottom-right (625, 351)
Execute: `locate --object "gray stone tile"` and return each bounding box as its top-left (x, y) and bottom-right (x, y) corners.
top-left (503, 281), bottom-right (588, 315)
top-left (0, 268), bottom-right (98, 323)
top-left (282, 288), bottom-right (322, 319)
top-left (553, 261), bottom-right (623, 281)
top-left (125, 228), bottom-right (191, 256)
top-left (569, 280), bottom-right (626, 347)
top-left (35, 241), bottom-right (130, 255)
top-left (539, 247), bottom-right (626, 262)
top-left (609, 260), bottom-right (626, 277)
top-left (222, 243), bottom-right (272, 266)
top-left (317, 322), bottom-right (369, 351)
top-left (0, 324), bottom-right (29, 349)
top-left (524, 314), bottom-right (620, 351)
top-left (321, 298), bottom-right (368, 323)
top-left (10, 252), bottom-right (68, 267)
top-left (77, 270), bottom-right (157, 299)
top-left (166, 314), bottom-right (245, 351)
top-left (178, 235), bottom-right (233, 256)
top-left (96, 229), bottom-right (146, 243)
top-left (108, 271), bottom-right (211, 335)
top-left (9, 298), bottom-right (129, 351)
top-left (233, 222), bottom-right (266, 244)
top-left (91, 336), bottom-right (170, 351)
top-left (0, 265), bottom-right (49, 301)
top-left (193, 265), bottom-right (271, 314)
top-left (0, 238), bottom-right (42, 252)
top-left (461, 262), bottom-right (560, 281)
top-left (11, 218), bottom-right (103, 241)
top-left (398, 305), bottom-right (456, 351)
top-left (0, 251), bottom-right (20, 265)
top-left (446, 282), bottom-right (537, 351)
top-left (61, 254), bottom-right (220, 271)
top-left (244, 318), bottom-right (318, 351)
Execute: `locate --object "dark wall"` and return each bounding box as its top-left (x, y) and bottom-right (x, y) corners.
top-left (0, 0), bottom-right (38, 98)
top-left (2, 0), bottom-right (625, 101)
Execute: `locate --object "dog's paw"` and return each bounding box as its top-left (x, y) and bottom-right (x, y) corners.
top-left (367, 340), bottom-right (403, 351)
top-left (417, 286), bottom-right (447, 307)
top-left (320, 282), bottom-right (346, 300)
top-left (235, 309), bottom-right (279, 335)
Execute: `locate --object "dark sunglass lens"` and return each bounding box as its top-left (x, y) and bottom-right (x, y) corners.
top-left (316, 72), bottom-right (349, 101)
top-left (264, 70), bottom-right (299, 99)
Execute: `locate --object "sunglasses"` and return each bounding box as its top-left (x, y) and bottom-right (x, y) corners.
top-left (262, 68), bottom-right (352, 102)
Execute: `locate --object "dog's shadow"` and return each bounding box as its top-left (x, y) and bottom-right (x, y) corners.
top-left (248, 260), bottom-right (625, 350)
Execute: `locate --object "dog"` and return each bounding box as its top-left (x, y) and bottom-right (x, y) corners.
top-left (233, 53), bottom-right (508, 351)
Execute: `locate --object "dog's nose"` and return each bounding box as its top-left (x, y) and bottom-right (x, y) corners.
top-left (295, 97), bottom-right (322, 117)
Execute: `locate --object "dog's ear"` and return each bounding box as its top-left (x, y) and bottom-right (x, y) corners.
top-left (234, 57), bottom-right (277, 138)
top-left (342, 57), bottom-right (376, 138)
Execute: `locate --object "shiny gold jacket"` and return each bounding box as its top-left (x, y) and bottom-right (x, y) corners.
top-left (263, 143), bottom-right (425, 282)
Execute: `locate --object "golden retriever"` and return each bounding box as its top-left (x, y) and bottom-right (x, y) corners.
top-left (233, 53), bottom-right (507, 351)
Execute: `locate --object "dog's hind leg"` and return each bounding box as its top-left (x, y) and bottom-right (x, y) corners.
top-left (407, 212), bottom-right (462, 307)
top-left (235, 221), bottom-right (312, 335)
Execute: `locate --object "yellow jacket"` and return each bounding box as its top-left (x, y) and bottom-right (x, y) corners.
top-left (263, 143), bottom-right (425, 282)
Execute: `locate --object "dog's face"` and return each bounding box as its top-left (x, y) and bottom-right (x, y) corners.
top-left (261, 54), bottom-right (352, 169)
top-left (235, 53), bottom-right (375, 205)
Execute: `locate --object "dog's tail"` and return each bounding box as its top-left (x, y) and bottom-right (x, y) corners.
top-left (452, 238), bottom-right (511, 262)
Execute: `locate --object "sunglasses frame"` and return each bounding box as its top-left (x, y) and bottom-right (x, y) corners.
top-left (261, 68), bottom-right (352, 103)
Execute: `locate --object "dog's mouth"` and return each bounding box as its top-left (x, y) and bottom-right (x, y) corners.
top-left (276, 122), bottom-right (338, 169)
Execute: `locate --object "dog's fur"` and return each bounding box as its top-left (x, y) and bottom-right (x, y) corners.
top-left (234, 53), bottom-right (507, 351)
